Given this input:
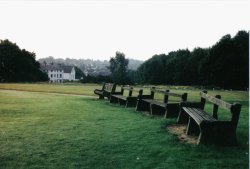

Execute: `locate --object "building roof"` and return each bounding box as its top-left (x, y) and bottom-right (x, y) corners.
top-left (40, 64), bottom-right (62, 71)
top-left (40, 64), bottom-right (74, 73)
top-left (60, 66), bottom-right (74, 73)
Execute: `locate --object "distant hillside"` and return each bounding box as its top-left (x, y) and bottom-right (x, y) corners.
top-left (38, 57), bottom-right (143, 76)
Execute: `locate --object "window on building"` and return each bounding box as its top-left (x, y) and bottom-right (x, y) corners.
top-left (51, 74), bottom-right (53, 78)
top-left (60, 74), bottom-right (62, 78)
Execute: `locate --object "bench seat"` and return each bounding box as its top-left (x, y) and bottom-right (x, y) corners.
top-left (142, 99), bottom-right (167, 107)
top-left (114, 95), bottom-right (127, 101)
top-left (183, 107), bottom-right (217, 125)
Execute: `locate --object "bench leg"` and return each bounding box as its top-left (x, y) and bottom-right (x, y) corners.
top-left (136, 100), bottom-right (150, 112)
top-left (150, 104), bottom-right (165, 116)
top-left (186, 117), bottom-right (199, 135)
top-left (126, 97), bottom-right (137, 108)
top-left (198, 122), bottom-right (221, 145)
top-left (119, 99), bottom-right (126, 107)
top-left (198, 122), bottom-right (238, 146)
top-left (198, 123), bottom-right (212, 144)
top-left (94, 89), bottom-right (104, 99)
top-left (99, 95), bottom-right (104, 99)
top-left (215, 123), bottom-right (238, 146)
top-left (110, 96), bottom-right (115, 103)
top-left (107, 93), bottom-right (111, 100)
top-left (165, 104), bottom-right (180, 118)
top-left (110, 96), bottom-right (120, 104)
top-left (135, 99), bottom-right (143, 111)
top-left (177, 108), bottom-right (189, 124)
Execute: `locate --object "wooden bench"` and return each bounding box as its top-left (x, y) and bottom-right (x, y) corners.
top-left (136, 87), bottom-right (188, 117)
top-left (177, 91), bottom-right (241, 145)
top-left (94, 83), bottom-right (116, 100)
top-left (110, 86), bottom-right (143, 107)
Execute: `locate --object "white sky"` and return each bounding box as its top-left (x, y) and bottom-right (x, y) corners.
top-left (0, 0), bottom-right (249, 61)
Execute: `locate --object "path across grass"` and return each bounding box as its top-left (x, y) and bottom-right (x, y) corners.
top-left (0, 84), bottom-right (248, 168)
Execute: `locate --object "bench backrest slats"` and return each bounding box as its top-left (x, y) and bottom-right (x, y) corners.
top-left (151, 88), bottom-right (166, 94)
top-left (200, 91), bottom-right (232, 111)
top-left (101, 83), bottom-right (106, 90)
top-left (120, 85), bottom-right (125, 95)
top-left (122, 86), bottom-right (133, 91)
top-left (132, 89), bottom-right (142, 93)
top-left (138, 89), bottom-right (143, 96)
top-left (104, 83), bottom-right (116, 93)
top-left (212, 95), bottom-right (221, 119)
top-left (128, 87), bottom-right (133, 96)
top-left (199, 91), bottom-right (241, 130)
top-left (167, 92), bottom-right (185, 98)
top-left (151, 89), bottom-right (185, 97)
top-left (200, 91), bottom-right (207, 109)
top-left (182, 93), bottom-right (188, 102)
top-left (119, 86), bottom-right (143, 97)
top-left (121, 86), bottom-right (133, 96)
top-left (151, 88), bottom-right (187, 99)
top-left (150, 87), bottom-right (156, 99)
top-left (150, 87), bottom-right (187, 102)
top-left (112, 84), bottom-right (116, 92)
top-left (164, 90), bottom-right (170, 103)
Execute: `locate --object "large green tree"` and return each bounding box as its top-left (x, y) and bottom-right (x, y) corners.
top-left (199, 31), bottom-right (249, 89)
top-left (74, 66), bottom-right (86, 80)
top-left (108, 52), bottom-right (129, 84)
top-left (0, 39), bottom-right (48, 82)
top-left (136, 30), bottom-right (248, 89)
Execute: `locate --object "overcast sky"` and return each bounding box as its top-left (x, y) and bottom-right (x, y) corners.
top-left (0, 0), bottom-right (249, 61)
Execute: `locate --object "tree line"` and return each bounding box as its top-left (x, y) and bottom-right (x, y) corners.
top-left (0, 30), bottom-right (248, 90)
top-left (132, 30), bottom-right (249, 90)
top-left (72, 30), bottom-right (250, 90)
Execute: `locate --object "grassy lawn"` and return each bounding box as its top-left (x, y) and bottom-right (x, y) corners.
top-left (0, 84), bottom-right (248, 168)
top-left (0, 83), bottom-right (247, 101)
top-left (0, 83), bottom-right (98, 96)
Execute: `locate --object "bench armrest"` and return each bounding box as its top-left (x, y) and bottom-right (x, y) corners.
top-left (94, 89), bottom-right (103, 92)
top-left (180, 101), bottom-right (201, 108)
top-left (94, 89), bottom-right (103, 94)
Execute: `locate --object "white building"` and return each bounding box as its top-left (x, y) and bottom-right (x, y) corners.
top-left (41, 64), bottom-right (76, 83)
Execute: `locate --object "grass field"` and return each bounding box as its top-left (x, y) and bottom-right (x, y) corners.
top-left (0, 83), bottom-right (248, 168)
top-left (0, 83), bottom-right (97, 96)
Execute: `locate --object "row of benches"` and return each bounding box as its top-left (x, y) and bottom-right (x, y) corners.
top-left (94, 83), bottom-right (241, 146)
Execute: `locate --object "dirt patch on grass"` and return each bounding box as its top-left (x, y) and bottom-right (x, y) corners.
top-left (140, 111), bottom-right (151, 116)
top-left (167, 124), bottom-right (198, 144)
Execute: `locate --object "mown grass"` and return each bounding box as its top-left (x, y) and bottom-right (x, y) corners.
top-left (0, 83), bottom-right (247, 101)
top-left (0, 83), bottom-right (97, 96)
top-left (0, 84), bottom-right (248, 168)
